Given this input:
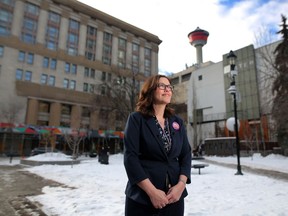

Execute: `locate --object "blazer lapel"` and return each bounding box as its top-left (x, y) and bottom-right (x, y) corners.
top-left (145, 116), bottom-right (167, 155)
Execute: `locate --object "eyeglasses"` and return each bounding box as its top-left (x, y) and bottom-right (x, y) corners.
top-left (157, 83), bottom-right (174, 91)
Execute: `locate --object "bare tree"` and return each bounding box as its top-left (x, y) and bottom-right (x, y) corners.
top-left (0, 99), bottom-right (23, 124)
top-left (0, 99), bottom-right (24, 162)
top-left (254, 24), bottom-right (281, 144)
top-left (91, 66), bottom-right (142, 131)
top-left (272, 14), bottom-right (288, 151)
top-left (64, 129), bottom-right (85, 160)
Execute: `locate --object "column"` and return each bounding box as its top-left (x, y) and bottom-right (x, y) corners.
top-left (49, 102), bottom-right (61, 126)
top-left (26, 98), bottom-right (39, 125)
top-left (78, 16), bottom-right (88, 56)
top-left (139, 39), bottom-right (145, 74)
top-left (36, 7), bottom-right (48, 44)
top-left (95, 24), bottom-right (104, 61)
top-left (89, 109), bottom-right (100, 130)
top-left (58, 12), bottom-right (69, 50)
top-left (71, 105), bottom-right (81, 128)
top-left (111, 29), bottom-right (119, 66)
top-left (11, 1), bottom-right (24, 36)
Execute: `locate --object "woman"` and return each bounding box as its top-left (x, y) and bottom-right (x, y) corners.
top-left (124, 75), bottom-right (192, 216)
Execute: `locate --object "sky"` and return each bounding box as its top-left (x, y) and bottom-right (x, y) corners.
top-left (77, 0), bottom-right (288, 74)
top-left (2, 153), bottom-right (288, 215)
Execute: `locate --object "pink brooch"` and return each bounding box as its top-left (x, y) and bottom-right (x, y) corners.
top-left (172, 122), bottom-right (180, 130)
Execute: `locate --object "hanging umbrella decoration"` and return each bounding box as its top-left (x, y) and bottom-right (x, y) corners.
top-left (14, 126), bottom-right (37, 134)
top-left (47, 127), bottom-right (62, 135)
top-left (38, 129), bottom-right (50, 134)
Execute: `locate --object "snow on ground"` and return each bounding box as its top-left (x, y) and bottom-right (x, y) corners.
top-left (1, 153), bottom-right (288, 216)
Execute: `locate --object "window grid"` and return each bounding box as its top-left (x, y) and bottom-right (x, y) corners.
top-left (25, 70), bottom-right (32, 81)
top-left (132, 43), bottom-right (140, 73)
top-left (102, 32), bottom-right (112, 65)
top-left (85, 25), bottom-right (97, 61)
top-left (118, 38), bottom-right (126, 69)
top-left (67, 19), bottom-right (79, 56)
top-left (0, 3), bottom-right (13, 36)
top-left (21, 2), bottom-right (39, 44)
top-left (45, 11), bottom-right (60, 50)
top-left (16, 68), bottom-right (23, 80)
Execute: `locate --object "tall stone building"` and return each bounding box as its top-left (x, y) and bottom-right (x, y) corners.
top-left (0, 0), bottom-right (162, 131)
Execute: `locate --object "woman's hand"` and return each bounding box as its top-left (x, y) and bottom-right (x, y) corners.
top-left (149, 188), bottom-right (169, 209)
top-left (166, 182), bottom-right (186, 204)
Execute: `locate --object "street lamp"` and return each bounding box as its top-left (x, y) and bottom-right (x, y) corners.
top-left (227, 50), bottom-right (243, 175)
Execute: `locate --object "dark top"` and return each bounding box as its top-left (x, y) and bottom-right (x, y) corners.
top-left (124, 112), bottom-right (192, 205)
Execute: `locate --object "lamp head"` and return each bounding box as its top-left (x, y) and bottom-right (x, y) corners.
top-left (227, 50), bottom-right (237, 74)
top-left (227, 85), bottom-right (236, 95)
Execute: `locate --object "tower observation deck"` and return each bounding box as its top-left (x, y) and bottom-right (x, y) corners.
top-left (188, 27), bottom-right (209, 64)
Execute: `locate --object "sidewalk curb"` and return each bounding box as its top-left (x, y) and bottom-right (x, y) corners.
top-left (204, 159), bottom-right (288, 182)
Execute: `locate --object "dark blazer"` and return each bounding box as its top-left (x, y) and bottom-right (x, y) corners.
top-left (124, 112), bottom-right (192, 205)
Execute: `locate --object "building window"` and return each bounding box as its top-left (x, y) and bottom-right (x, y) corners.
top-left (18, 51), bottom-right (34, 64)
top-left (83, 83), bottom-right (88, 92)
top-left (67, 19), bottom-right (79, 56)
top-left (108, 73), bottom-right (112, 82)
top-left (84, 67), bottom-right (89, 77)
top-left (16, 69), bottom-right (23, 80)
top-left (132, 43), bottom-right (139, 73)
top-left (27, 53), bottom-right (34, 64)
top-left (63, 78), bottom-right (69, 88)
top-left (102, 44), bottom-right (112, 65)
top-left (25, 70), bottom-right (32, 81)
top-left (0, 1), bottom-right (14, 36)
top-left (85, 25), bottom-right (97, 61)
top-left (70, 80), bottom-right (76, 90)
top-left (41, 74), bottom-right (48, 84)
top-left (21, 2), bottom-right (39, 44)
top-left (144, 48), bottom-right (151, 77)
top-left (50, 59), bottom-right (57, 70)
top-left (90, 69), bottom-right (95, 78)
top-left (89, 84), bottom-right (95, 93)
top-left (65, 62), bottom-right (70, 73)
top-left (118, 38), bottom-right (126, 69)
top-left (84, 67), bottom-right (95, 78)
top-left (43, 57), bottom-right (49, 68)
top-left (101, 71), bottom-right (106, 81)
top-left (198, 75), bottom-right (203, 81)
top-left (65, 62), bottom-right (77, 74)
top-left (18, 51), bottom-right (25, 62)
top-left (71, 64), bottom-right (77, 74)
top-left (181, 73), bottom-right (191, 82)
top-left (102, 32), bottom-right (112, 65)
top-left (45, 11), bottom-right (60, 50)
top-left (144, 59), bottom-right (151, 77)
top-left (101, 85), bottom-right (106, 95)
top-left (48, 76), bottom-right (55, 86)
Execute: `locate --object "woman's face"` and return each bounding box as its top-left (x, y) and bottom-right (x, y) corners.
top-left (153, 77), bottom-right (173, 105)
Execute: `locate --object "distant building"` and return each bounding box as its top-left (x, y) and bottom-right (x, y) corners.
top-left (0, 0), bottom-right (161, 130)
top-left (170, 28), bottom-right (280, 152)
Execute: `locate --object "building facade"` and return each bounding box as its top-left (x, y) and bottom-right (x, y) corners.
top-left (0, 0), bottom-right (162, 131)
top-left (171, 42), bottom-right (280, 152)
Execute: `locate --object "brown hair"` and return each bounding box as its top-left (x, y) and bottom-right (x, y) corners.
top-left (136, 74), bottom-right (174, 117)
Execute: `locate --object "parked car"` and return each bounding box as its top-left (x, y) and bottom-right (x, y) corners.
top-left (30, 147), bottom-right (59, 156)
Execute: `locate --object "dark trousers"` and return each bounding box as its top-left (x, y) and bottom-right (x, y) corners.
top-left (125, 197), bottom-right (184, 216)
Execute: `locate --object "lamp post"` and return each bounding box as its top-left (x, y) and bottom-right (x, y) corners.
top-left (227, 50), bottom-right (243, 175)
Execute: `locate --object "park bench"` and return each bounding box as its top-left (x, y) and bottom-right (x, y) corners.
top-left (192, 163), bottom-right (209, 175)
top-left (191, 156), bottom-right (209, 175)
